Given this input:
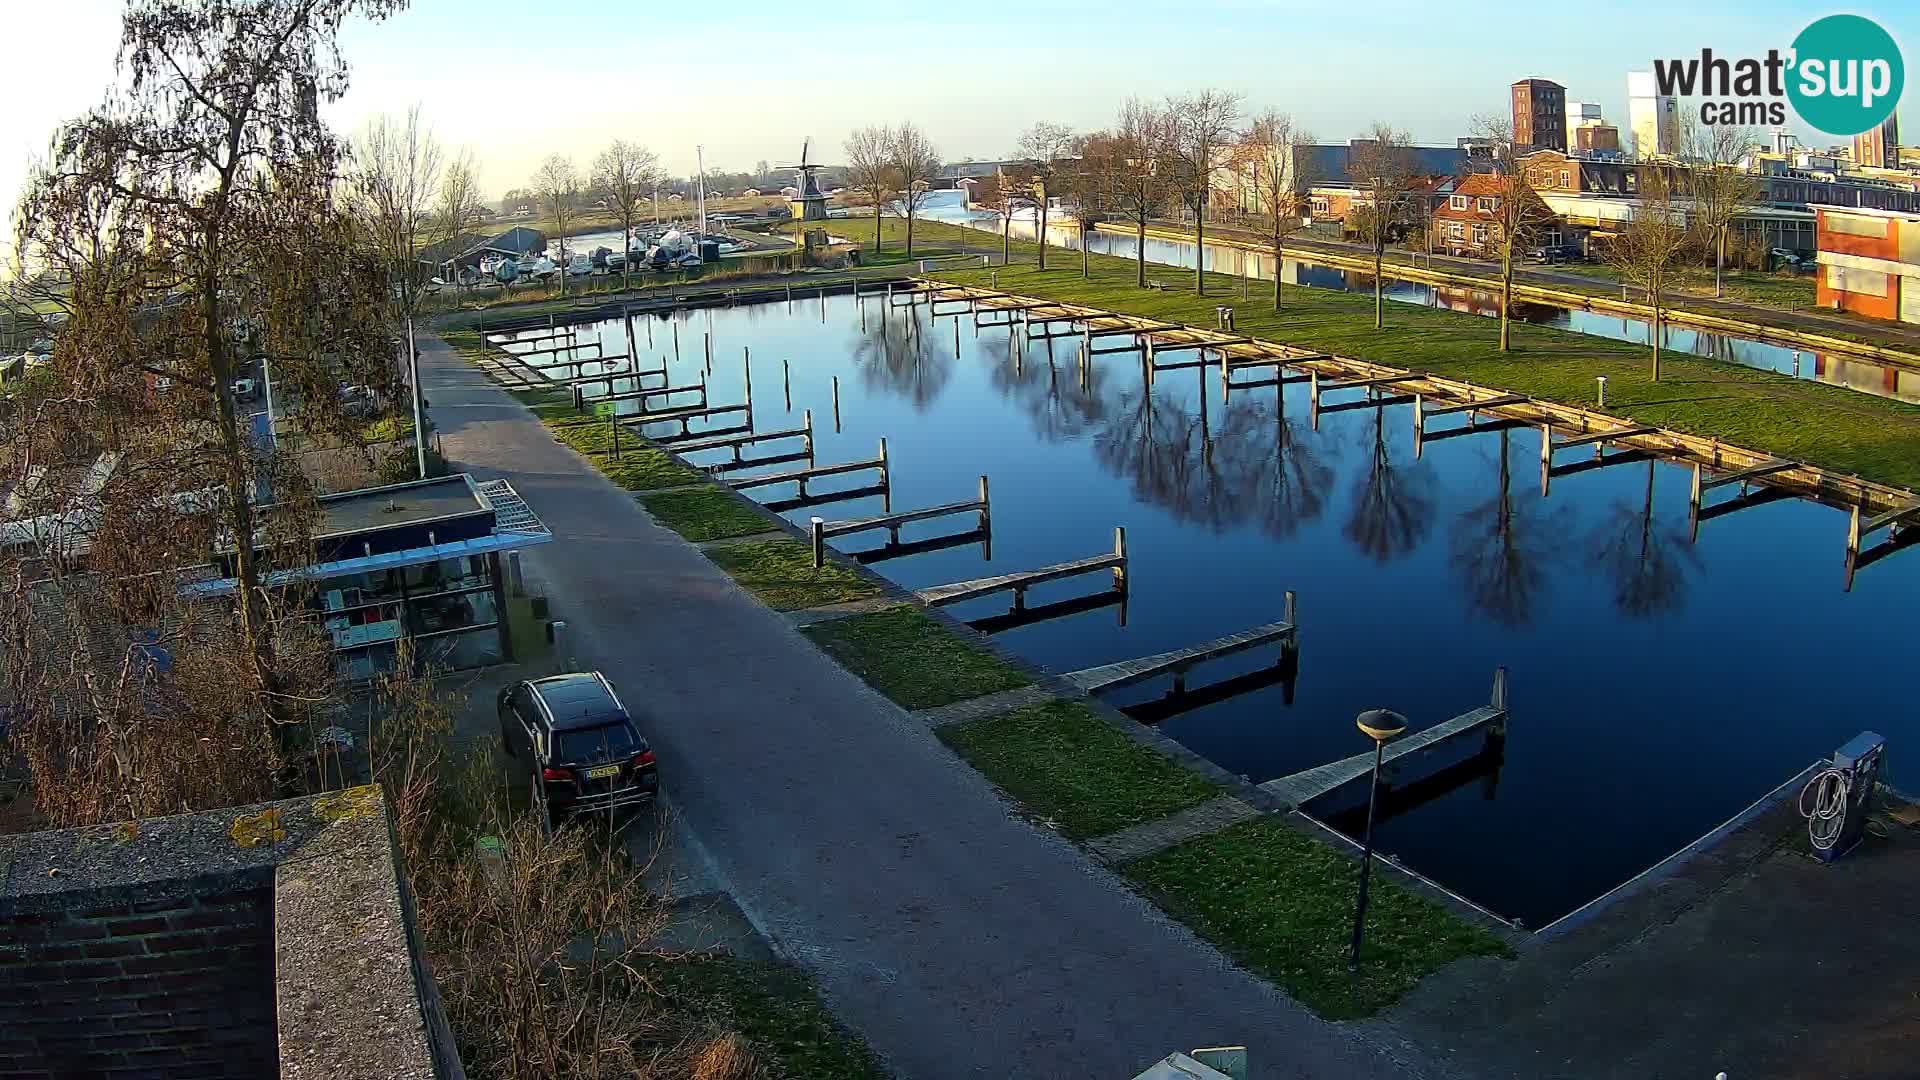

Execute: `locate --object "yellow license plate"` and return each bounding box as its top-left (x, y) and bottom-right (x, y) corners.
top-left (586, 765), bottom-right (620, 780)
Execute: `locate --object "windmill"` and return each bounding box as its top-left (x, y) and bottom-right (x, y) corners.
top-left (779, 138), bottom-right (830, 222)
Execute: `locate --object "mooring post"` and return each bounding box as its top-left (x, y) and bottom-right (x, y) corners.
top-left (1411, 393), bottom-right (1427, 459)
top-left (786, 283), bottom-right (793, 308)
top-left (609, 410), bottom-right (621, 459)
top-left (1539, 423), bottom-right (1555, 497)
top-left (783, 357), bottom-right (791, 412)
top-left (1490, 666), bottom-right (1510, 739)
top-left (573, 385), bottom-right (584, 413)
top-left (1688, 463), bottom-right (1705, 542)
top-left (1112, 526), bottom-right (1128, 591)
top-left (832, 376), bottom-right (842, 432)
top-left (1283, 589), bottom-right (1297, 627)
top-left (742, 347), bottom-right (753, 415)
top-left (672, 319), bottom-right (679, 362)
top-left (811, 517), bottom-right (826, 569)
top-left (1847, 504), bottom-right (1862, 559)
top-left (877, 437), bottom-right (889, 490)
top-left (704, 331), bottom-right (712, 375)
top-left (1596, 375), bottom-right (1608, 408)
top-left (803, 409), bottom-right (815, 461)
top-left (977, 474), bottom-right (991, 533)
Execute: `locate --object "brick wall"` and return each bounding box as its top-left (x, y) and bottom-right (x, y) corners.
top-left (0, 888), bottom-right (277, 1080)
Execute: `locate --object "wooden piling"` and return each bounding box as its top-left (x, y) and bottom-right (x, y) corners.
top-left (608, 409), bottom-right (621, 459)
top-left (672, 320), bottom-right (679, 362)
top-left (832, 376), bottom-right (842, 432)
top-left (978, 474), bottom-right (991, 533)
top-left (783, 357), bottom-right (792, 412)
top-left (811, 516), bottom-right (827, 569)
top-left (742, 347), bottom-right (753, 413)
top-left (1112, 526), bottom-right (1128, 590)
top-left (803, 409), bottom-right (814, 460)
top-left (704, 332), bottom-right (712, 375)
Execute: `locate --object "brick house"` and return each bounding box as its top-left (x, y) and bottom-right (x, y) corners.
top-left (1812, 204), bottom-right (1920, 322)
top-left (1430, 173), bottom-right (1514, 257)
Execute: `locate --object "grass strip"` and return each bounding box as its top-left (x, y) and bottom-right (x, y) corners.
top-left (832, 215), bottom-right (1920, 489)
top-left (706, 539), bottom-right (882, 611)
top-left (636, 956), bottom-right (887, 1080)
top-left (1123, 817), bottom-right (1509, 1020)
top-left (640, 487), bottom-right (775, 543)
top-left (801, 606), bottom-right (1030, 710)
top-left (938, 700), bottom-right (1220, 839)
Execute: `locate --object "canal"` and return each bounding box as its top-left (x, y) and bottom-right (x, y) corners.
top-left (917, 196), bottom-right (1920, 407)
top-left (511, 293), bottom-right (1919, 927)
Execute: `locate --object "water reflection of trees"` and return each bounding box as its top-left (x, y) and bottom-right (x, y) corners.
top-left (1589, 459), bottom-right (1700, 617)
top-left (1448, 428), bottom-right (1570, 626)
top-left (987, 332), bottom-right (1110, 442)
top-left (849, 307), bottom-right (954, 409)
top-left (1344, 406), bottom-right (1436, 561)
top-left (1082, 365), bottom-right (1335, 536)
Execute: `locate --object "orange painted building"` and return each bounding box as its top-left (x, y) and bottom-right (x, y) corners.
top-left (1813, 205), bottom-right (1920, 323)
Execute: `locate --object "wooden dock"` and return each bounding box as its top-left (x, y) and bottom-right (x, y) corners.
top-left (916, 527), bottom-right (1127, 609)
top-left (670, 412), bottom-right (815, 470)
top-left (728, 439), bottom-right (888, 501)
top-left (812, 476), bottom-right (988, 566)
top-left (1062, 604), bottom-right (1297, 695)
top-left (629, 402), bottom-right (751, 438)
top-left (1260, 669), bottom-right (1510, 810)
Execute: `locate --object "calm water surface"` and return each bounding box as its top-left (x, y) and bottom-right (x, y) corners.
top-left (503, 294), bottom-right (1919, 926)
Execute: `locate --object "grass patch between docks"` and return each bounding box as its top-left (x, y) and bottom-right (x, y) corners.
top-left (801, 607), bottom-right (1031, 710)
top-left (1123, 817), bottom-right (1510, 1020)
top-left (706, 539), bottom-right (882, 611)
top-left (639, 487), bottom-right (776, 543)
top-left (938, 700), bottom-right (1220, 839)
top-left (638, 955), bottom-right (887, 1080)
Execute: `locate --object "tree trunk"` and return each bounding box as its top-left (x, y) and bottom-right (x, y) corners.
top-left (1651, 299), bottom-right (1662, 382)
top-left (1194, 207), bottom-right (1206, 296)
top-left (1081, 223), bottom-right (1090, 278)
top-left (1137, 218), bottom-right (1147, 288)
top-left (1002, 211), bottom-right (1011, 265)
top-left (1499, 247), bottom-right (1513, 351)
top-left (1373, 244), bottom-right (1384, 329)
top-left (1273, 226), bottom-right (1284, 312)
top-left (1714, 227), bottom-right (1724, 298)
top-left (906, 207), bottom-right (915, 256)
top-left (1038, 200), bottom-right (1048, 271)
top-left (873, 199), bottom-right (883, 253)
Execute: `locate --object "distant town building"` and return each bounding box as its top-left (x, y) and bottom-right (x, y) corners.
top-left (1812, 204), bottom-right (1920, 323)
top-left (1565, 101), bottom-right (1603, 151)
top-left (1430, 173), bottom-right (1510, 256)
top-left (1511, 78), bottom-right (1567, 153)
top-left (1574, 124), bottom-right (1621, 155)
top-left (1627, 71), bottom-right (1679, 158)
top-left (1852, 117), bottom-right (1901, 170)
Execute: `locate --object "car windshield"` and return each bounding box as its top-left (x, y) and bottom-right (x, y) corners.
top-left (556, 723), bottom-right (639, 763)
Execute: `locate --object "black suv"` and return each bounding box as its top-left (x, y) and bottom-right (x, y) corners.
top-left (498, 672), bottom-right (659, 826)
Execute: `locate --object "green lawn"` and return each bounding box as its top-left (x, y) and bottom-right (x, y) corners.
top-left (638, 955), bottom-right (887, 1080)
top-left (938, 701), bottom-right (1221, 839)
top-left (801, 606), bottom-right (1031, 710)
top-left (639, 487), bottom-right (775, 543)
top-left (828, 215), bottom-right (1920, 491)
top-left (706, 539), bottom-right (883, 611)
top-left (1124, 817), bottom-right (1510, 1020)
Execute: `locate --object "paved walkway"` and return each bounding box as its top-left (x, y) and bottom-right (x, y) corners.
top-left (417, 332), bottom-right (1436, 1080)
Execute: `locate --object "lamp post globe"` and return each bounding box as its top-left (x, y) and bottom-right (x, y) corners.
top-left (1350, 708), bottom-right (1408, 973)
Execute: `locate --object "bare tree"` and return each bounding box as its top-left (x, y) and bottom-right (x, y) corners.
top-left (5, 0), bottom-right (405, 817)
top-left (1057, 144), bottom-right (1104, 278)
top-left (435, 150), bottom-right (487, 293)
top-left (1164, 90), bottom-right (1243, 295)
top-left (844, 125), bottom-right (897, 254)
top-left (1683, 118), bottom-right (1763, 297)
top-left (593, 139), bottom-right (661, 291)
top-left (890, 122), bottom-right (941, 257)
top-left (1346, 123), bottom-right (1416, 328)
top-left (533, 153), bottom-right (579, 296)
top-left (1096, 100), bottom-right (1174, 289)
top-left (1472, 116), bottom-right (1556, 351)
top-left (1016, 122), bottom-right (1076, 271)
top-left (1603, 168), bottom-right (1688, 381)
top-left (1236, 109), bottom-right (1317, 311)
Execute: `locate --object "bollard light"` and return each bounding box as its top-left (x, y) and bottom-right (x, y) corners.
top-left (1596, 375), bottom-right (1608, 408)
top-left (1350, 708), bottom-right (1408, 973)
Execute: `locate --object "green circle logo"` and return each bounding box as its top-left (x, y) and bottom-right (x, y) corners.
top-left (1788, 15), bottom-right (1904, 136)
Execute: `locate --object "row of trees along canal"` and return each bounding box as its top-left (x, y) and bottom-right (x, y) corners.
top-left (0, 4), bottom-right (735, 1075)
top-left (846, 94), bottom-right (1762, 383)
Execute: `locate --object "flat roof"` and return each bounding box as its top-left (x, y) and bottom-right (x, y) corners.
top-left (1810, 203), bottom-right (1920, 220)
top-left (314, 474), bottom-right (487, 542)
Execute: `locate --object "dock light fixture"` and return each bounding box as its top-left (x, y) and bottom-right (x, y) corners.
top-left (1350, 708), bottom-right (1408, 973)
top-left (1596, 376), bottom-right (1607, 408)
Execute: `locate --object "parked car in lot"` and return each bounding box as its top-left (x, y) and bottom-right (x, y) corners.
top-left (1528, 242), bottom-right (1588, 264)
top-left (500, 672), bottom-right (658, 827)
top-left (1772, 248), bottom-right (1816, 272)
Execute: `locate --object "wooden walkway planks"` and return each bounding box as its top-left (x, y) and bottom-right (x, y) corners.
top-left (1550, 424), bottom-right (1660, 451)
top-left (1262, 705), bottom-right (1506, 809)
top-left (916, 528), bottom-right (1127, 608)
top-left (1062, 612), bottom-right (1296, 695)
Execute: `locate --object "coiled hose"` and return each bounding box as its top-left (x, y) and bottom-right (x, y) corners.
top-left (1799, 766), bottom-right (1852, 852)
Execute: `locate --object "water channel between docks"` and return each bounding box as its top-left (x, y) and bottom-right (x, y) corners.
top-left (489, 286), bottom-right (1920, 928)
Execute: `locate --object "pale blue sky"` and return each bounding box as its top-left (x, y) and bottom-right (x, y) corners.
top-left (3, 0), bottom-right (1915, 220)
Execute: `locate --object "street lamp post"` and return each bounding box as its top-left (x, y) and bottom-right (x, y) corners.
top-left (1349, 708), bottom-right (1408, 973)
